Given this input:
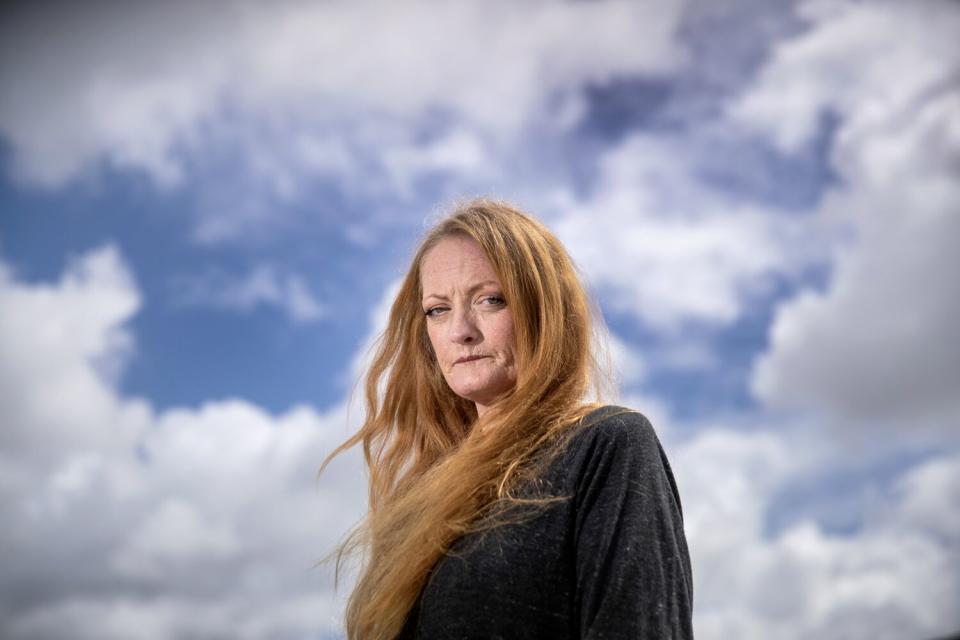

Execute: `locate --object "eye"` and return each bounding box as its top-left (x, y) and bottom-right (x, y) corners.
top-left (424, 305), bottom-right (448, 318)
top-left (480, 295), bottom-right (506, 307)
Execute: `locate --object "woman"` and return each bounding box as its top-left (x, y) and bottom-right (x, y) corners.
top-left (325, 199), bottom-right (693, 639)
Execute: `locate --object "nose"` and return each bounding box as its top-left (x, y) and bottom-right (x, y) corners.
top-left (449, 307), bottom-right (481, 345)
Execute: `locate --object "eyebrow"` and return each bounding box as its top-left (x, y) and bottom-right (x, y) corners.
top-left (421, 280), bottom-right (501, 303)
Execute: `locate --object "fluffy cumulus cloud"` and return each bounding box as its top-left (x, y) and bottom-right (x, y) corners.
top-left (0, 246), bottom-right (143, 457)
top-left (673, 425), bottom-right (960, 639)
top-left (741, 0), bottom-right (960, 427)
top-left (550, 133), bottom-right (820, 332)
top-left (0, 247), bottom-right (365, 639)
top-left (0, 0), bottom-right (685, 192)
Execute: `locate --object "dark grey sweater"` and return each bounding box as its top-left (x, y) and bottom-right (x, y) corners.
top-left (397, 406), bottom-right (694, 639)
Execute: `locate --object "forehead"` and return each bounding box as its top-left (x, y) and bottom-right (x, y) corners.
top-left (420, 235), bottom-right (499, 289)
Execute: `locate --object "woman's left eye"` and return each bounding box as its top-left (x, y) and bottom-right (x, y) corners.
top-left (480, 295), bottom-right (506, 306)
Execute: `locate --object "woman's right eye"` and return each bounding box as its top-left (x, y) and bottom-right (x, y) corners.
top-left (424, 306), bottom-right (447, 317)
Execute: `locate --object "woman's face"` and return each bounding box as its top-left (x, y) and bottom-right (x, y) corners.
top-left (420, 235), bottom-right (517, 417)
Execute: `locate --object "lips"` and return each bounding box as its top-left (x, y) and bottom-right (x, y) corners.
top-left (454, 355), bottom-right (488, 365)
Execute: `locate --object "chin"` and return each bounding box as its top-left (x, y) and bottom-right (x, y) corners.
top-left (449, 378), bottom-right (512, 406)
top-left (450, 384), bottom-right (493, 404)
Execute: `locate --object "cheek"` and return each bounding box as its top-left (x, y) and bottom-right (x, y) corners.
top-left (494, 317), bottom-right (517, 359)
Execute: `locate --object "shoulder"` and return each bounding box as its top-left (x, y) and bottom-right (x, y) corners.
top-left (559, 405), bottom-right (685, 519)
top-left (544, 405), bottom-right (667, 488)
top-left (566, 405), bottom-right (660, 460)
top-left (579, 404), bottom-right (655, 436)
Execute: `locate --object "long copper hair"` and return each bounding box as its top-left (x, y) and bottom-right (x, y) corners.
top-left (323, 198), bottom-right (607, 639)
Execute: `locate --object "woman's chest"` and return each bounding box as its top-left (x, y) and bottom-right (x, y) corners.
top-left (404, 500), bottom-right (579, 639)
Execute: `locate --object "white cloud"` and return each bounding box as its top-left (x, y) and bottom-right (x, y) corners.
top-left (0, 0), bottom-right (687, 191)
top-left (171, 264), bottom-right (325, 323)
top-left (110, 498), bottom-right (242, 579)
top-left (549, 134), bottom-right (820, 332)
top-left (742, 0), bottom-right (960, 426)
top-left (752, 195), bottom-right (960, 423)
top-left (0, 246), bottom-right (363, 639)
top-left (0, 245), bottom-right (144, 457)
top-left (382, 128), bottom-right (498, 198)
top-left (668, 419), bottom-right (960, 640)
top-left (730, 0), bottom-right (960, 156)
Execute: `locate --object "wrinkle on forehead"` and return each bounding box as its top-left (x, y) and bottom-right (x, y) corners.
top-left (420, 235), bottom-right (500, 300)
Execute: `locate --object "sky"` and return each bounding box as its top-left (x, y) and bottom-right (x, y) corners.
top-left (0, 0), bottom-right (958, 638)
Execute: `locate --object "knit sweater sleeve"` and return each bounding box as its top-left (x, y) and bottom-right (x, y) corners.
top-left (570, 409), bottom-right (694, 639)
